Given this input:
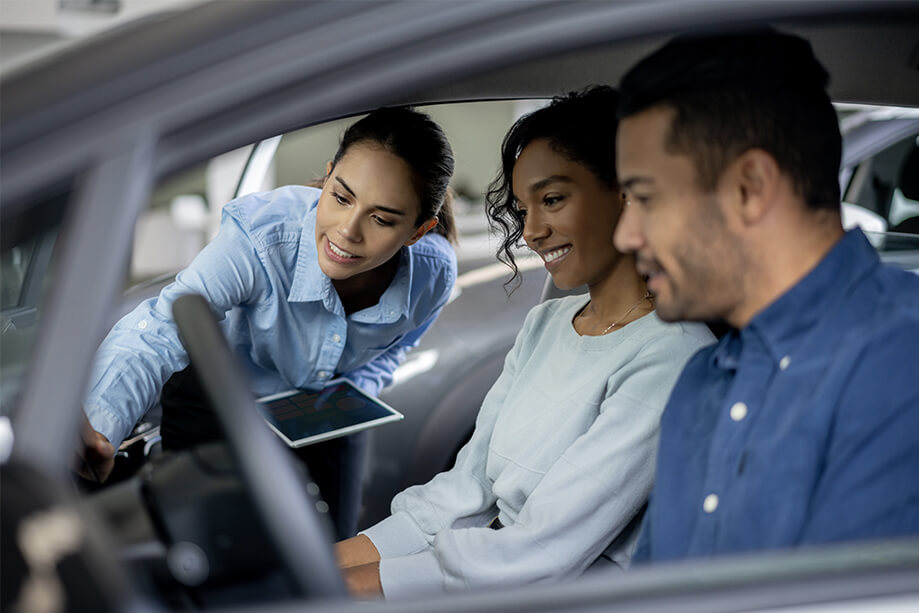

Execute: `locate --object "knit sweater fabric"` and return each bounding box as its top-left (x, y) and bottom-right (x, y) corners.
top-left (362, 294), bottom-right (714, 598)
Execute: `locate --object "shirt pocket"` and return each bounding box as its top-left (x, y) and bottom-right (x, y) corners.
top-left (732, 434), bottom-right (822, 544)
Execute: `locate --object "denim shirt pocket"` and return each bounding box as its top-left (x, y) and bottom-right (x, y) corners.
top-left (731, 435), bottom-right (822, 547)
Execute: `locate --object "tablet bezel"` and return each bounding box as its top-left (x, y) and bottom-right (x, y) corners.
top-left (256, 378), bottom-right (404, 448)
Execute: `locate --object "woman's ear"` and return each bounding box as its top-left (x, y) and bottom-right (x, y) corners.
top-left (404, 217), bottom-right (438, 246)
top-left (324, 160), bottom-right (333, 182)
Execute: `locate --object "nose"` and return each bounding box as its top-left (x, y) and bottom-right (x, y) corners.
top-left (338, 209), bottom-right (363, 242)
top-left (613, 200), bottom-right (643, 254)
top-left (521, 208), bottom-right (549, 248)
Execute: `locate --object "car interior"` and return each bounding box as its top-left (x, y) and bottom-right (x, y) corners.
top-left (2, 2), bottom-right (919, 612)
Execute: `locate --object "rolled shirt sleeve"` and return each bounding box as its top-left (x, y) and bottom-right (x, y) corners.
top-left (84, 214), bottom-right (264, 447)
top-left (83, 186), bottom-right (457, 448)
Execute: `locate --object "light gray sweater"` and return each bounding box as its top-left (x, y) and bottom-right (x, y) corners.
top-left (362, 295), bottom-right (714, 598)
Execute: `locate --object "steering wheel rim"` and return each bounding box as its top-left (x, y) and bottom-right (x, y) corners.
top-left (172, 293), bottom-right (347, 598)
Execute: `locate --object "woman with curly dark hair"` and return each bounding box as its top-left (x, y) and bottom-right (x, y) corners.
top-left (337, 87), bottom-right (714, 598)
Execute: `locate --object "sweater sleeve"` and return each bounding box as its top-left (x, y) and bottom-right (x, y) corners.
top-left (360, 306), bottom-right (532, 563)
top-left (372, 326), bottom-right (706, 598)
top-left (83, 212), bottom-right (265, 448)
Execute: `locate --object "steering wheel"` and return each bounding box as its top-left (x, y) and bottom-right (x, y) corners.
top-left (172, 293), bottom-right (346, 598)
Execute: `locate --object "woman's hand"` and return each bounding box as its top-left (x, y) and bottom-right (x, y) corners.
top-left (76, 414), bottom-right (115, 482)
top-left (335, 533), bottom-right (380, 568)
top-left (343, 562), bottom-right (383, 598)
top-left (337, 534), bottom-right (383, 597)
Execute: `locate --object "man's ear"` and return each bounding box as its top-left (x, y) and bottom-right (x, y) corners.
top-left (728, 148), bottom-right (780, 226)
top-left (405, 217), bottom-right (438, 246)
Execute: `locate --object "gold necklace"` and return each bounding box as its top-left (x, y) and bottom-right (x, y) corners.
top-left (579, 291), bottom-right (653, 336)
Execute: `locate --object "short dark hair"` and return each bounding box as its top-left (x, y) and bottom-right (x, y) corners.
top-left (486, 85), bottom-right (620, 290)
top-left (332, 106), bottom-right (457, 243)
top-left (618, 29), bottom-right (841, 211)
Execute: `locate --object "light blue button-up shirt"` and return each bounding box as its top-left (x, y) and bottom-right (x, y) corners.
top-left (85, 185), bottom-right (456, 448)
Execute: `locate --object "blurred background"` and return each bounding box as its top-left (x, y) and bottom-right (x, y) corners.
top-left (1, 0), bottom-right (544, 286)
top-left (4, 0), bottom-right (916, 288)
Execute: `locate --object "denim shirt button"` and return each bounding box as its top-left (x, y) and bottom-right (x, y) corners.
top-left (730, 402), bottom-right (748, 422)
top-left (703, 494), bottom-right (719, 513)
top-left (779, 355), bottom-right (791, 370)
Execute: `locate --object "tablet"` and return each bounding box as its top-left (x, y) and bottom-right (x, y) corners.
top-left (256, 378), bottom-right (403, 448)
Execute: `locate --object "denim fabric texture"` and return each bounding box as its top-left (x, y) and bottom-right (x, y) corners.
top-left (635, 230), bottom-right (919, 562)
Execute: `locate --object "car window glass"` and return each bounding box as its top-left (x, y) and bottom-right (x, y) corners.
top-left (0, 195), bottom-right (67, 415)
top-left (131, 160), bottom-right (209, 287)
top-left (844, 132), bottom-right (919, 232)
top-left (0, 238), bottom-right (36, 310)
top-left (131, 100), bottom-right (540, 292)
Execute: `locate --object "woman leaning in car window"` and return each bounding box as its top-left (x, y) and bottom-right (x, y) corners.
top-left (79, 107), bottom-right (458, 540)
top-left (336, 87), bottom-right (715, 598)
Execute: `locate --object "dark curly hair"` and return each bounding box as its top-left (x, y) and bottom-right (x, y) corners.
top-left (485, 85), bottom-right (620, 291)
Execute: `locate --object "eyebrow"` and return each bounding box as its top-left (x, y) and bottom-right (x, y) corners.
top-left (512, 174), bottom-right (576, 204)
top-left (620, 177), bottom-right (655, 190)
top-left (529, 174), bottom-right (575, 193)
top-left (334, 176), bottom-right (406, 216)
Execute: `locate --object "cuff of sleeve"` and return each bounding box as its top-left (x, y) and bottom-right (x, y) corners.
top-left (361, 511), bottom-right (431, 558)
top-left (84, 404), bottom-right (132, 450)
top-left (378, 550), bottom-right (444, 600)
top-left (346, 375), bottom-right (380, 397)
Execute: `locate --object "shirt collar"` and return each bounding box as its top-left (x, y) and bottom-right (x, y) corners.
top-left (745, 228), bottom-right (880, 364)
top-left (350, 245), bottom-right (414, 324)
top-left (289, 204), bottom-right (336, 308)
top-left (288, 204), bottom-right (414, 323)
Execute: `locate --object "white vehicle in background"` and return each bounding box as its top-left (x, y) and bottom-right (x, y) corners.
top-left (839, 104), bottom-right (919, 235)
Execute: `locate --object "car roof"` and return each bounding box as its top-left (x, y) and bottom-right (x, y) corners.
top-left (2, 0), bottom-right (918, 209)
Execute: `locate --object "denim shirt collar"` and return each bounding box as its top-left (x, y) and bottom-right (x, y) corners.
top-left (287, 203), bottom-right (413, 323)
top-left (711, 229), bottom-right (880, 371)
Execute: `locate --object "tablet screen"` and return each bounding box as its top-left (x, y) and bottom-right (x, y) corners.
top-left (257, 378), bottom-right (403, 447)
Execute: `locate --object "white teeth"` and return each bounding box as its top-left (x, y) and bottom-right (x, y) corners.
top-left (329, 240), bottom-right (357, 259)
top-left (543, 246), bottom-right (571, 263)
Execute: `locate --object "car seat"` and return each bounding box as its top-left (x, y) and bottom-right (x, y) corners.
top-left (889, 142), bottom-right (919, 235)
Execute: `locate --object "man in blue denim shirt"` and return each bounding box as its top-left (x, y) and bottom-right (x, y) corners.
top-left (613, 30), bottom-right (919, 561)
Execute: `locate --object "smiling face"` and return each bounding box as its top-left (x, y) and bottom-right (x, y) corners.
top-left (614, 105), bottom-right (748, 323)
top-left (314, 143), bottom-right (430, 282)
top-left (512, 138), bottom-right (626, 291)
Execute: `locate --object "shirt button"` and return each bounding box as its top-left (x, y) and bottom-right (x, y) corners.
top-left (332, 334), bottom-right (342, 343)
top-left (779, 355), bottom-right (791, 370)
top-left (730, 402), bottom-right (748, 422)
top-left (703, 494), bottom-right (719, 513)
top-left (138, 320), bottom-right (148, 329)
top-left (318, 371), bottom-right (328, 378)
